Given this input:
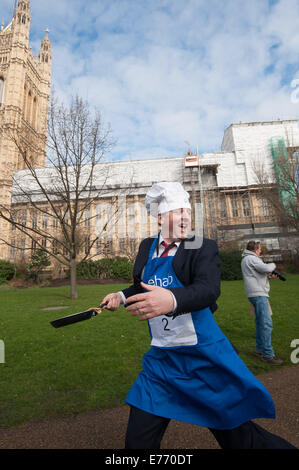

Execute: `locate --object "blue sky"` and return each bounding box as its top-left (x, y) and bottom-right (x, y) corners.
top-left (1, 0), bottom-right (299, 161)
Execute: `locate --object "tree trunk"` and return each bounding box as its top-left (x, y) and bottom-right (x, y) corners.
top-left (70, 258), bottom-right (78, 299)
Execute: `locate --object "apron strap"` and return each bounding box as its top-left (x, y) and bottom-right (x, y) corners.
top-left (155, 233), bottom-right (177, 257)
top-left (160, 241), bottom-right (177, 257)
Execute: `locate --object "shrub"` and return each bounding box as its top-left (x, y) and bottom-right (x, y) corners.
top-left (26, 249), bottom-right (51, 282)
top-left (75, 257), bottom-right (133, 281)
top-left (96, 258), bottom-right (114, 279)
top-left (285, 263), bottom-right (299, 274)
top-left (75, 260), bottom-right (103, 279)
top-left (219, 250), bottom-right (243, 280)
top-left (0, 259), bottom-right (15, 283)
top-left (284, 253), bottom-right (299, 274)
top-left (111, 257), bottom-right (133, 280)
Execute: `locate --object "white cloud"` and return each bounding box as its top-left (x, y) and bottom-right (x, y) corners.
top-left (1, 0), bottom-right (299, 160)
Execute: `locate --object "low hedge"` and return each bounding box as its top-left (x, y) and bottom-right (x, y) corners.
top-left (0, 259), bottom-right (15, 284)
top-left (219, 250), bottom-right (243, 281)
top-left (72, 252), bottom-right (243, 282)
top-left (76, 252), bottom-right (244, 282)
top-left (73, 257), bottom-right (134, 281)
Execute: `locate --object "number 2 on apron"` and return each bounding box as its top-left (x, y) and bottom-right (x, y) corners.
top-left (149, 313), bottom-right (197, 348)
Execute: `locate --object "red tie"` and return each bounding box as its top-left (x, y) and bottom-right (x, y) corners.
top-left (161, 241), bottom-right (171, 257)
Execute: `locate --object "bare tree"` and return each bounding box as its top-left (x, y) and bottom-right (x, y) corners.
top-left (0, 94), bottom-right (131, 299)
top-left (252, 138), bottom-right (299, 233)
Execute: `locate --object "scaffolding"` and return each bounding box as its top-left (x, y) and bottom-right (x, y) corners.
top-left (182, 149), bottom-right (273, 247)
top-left (270, 136), bottom-right (296, 209)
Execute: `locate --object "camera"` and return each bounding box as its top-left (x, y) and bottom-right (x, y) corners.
top-left (272, 269), bottom-right (286, 281)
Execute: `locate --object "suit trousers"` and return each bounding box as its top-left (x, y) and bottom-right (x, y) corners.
top-left (125, 406), bottom-right (296, 449)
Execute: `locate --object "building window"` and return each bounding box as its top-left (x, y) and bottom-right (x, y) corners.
top-left (20, 239), bottom-right (26, 258)
top-left (208, 199), bottom-right (215, 219)
top-left (220, 198), bottom-right (227, 218)
top-left (129, 239), bottom-right (136, 253)
top-left (84, 208), bottom-right (90, 227)
top-left (261, 198), bottom-right (270, 217)
top-left (32, 97), bottom-right (38, 128)
top-left (96, 202), bottom-right (115, 236)
top-left (26, 90), bottom-right (32, 122)
top-left (52, 240), bottom-right (58, 255)
top-left (96, 238), bottom-right (104, 254)
top-left (105, 239), bottom-right (113, 254)
top-left (84, 236), bottom-right (90, 255)
top-left (52, 215), bottom-right (59, 228)
top-left (127, 202), bottom-right (135, 238)
top-left (11, 213), bottom-right (17, 231)
top-left (242, 196), bottom-right (251, 217)
top-left (42, 214), bottom-right (48, 229)
top-left (32, 213), bottom-right (38, 229)
top-left (10, 240), bottom-right (16, 259)
top-left (119, 238), bottom-right (125, 252)
top-left (23, 85), bottom-right (27, 114)
top-left (0, 78), bottom-right (4, 105)
top-left (20, 211), bottom-right (27, 227)
top-left (63, 211), bottom-right (69, 225)
top-left (230, 198), bottom-right (239, 217)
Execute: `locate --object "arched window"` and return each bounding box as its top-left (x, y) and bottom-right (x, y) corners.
top-left (32, 96), bottom-right (37, 128)
top-left (26, 90), bottom-right (32, 122)
top-left (0, 77), bottom-right (4, 105)
top-left (23, 85), bottom-right (27, 114)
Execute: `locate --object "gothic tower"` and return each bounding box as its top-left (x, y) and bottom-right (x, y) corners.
top-left (0, 0), bottom-right (52, 259)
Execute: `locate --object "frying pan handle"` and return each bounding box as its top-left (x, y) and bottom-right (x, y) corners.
top-left (99, 301), bottom-right (109, 309)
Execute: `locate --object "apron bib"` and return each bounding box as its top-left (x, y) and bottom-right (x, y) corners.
top-left (125, 236), bottom-right (275, 430)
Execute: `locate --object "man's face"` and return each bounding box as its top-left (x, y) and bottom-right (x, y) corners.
top-left (159, 208), bottom-right (192, 241)
top-left (254, 246), bottom-right (262, 256)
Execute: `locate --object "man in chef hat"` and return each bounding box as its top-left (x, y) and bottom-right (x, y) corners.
top-left (145, 181), bottom-right (192, 241)
top-left (102, 181), bottom-right (218, 319)
top-left (100, 182), bottom-right (295, 450)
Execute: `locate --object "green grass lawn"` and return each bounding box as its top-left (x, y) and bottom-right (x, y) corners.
top-left (0, 275), bottom-right (298, 428)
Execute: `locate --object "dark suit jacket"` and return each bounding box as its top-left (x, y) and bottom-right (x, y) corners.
top-left (122, 235), bottom-right (221, 317)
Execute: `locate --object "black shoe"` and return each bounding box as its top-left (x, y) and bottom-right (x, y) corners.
top-left (261, 356), bottom-right (283, 365)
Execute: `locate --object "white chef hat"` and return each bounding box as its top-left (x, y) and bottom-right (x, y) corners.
top-left (145, 182), bottom-right (191, 217)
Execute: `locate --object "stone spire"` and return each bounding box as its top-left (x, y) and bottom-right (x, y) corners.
top-left (12, 0), bottom-right (31, 43)
top-left (39, 28), bottom-right (52, 68)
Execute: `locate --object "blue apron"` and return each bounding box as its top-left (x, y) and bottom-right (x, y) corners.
top-left (125, 236), bottom-right (275, 430)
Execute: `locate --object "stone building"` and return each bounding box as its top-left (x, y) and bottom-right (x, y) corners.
top-left (8, 119), bottom-right (299, 269)
top-left (0, 3), bottom-right (298, 272)
top-left (0, 0), bottom-right (51, 259)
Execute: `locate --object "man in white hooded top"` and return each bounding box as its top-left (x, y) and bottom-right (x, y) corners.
top-left (241, 240), bottom-right (283, 365)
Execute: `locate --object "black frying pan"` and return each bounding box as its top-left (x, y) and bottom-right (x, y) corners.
top-left (50, 302), bottom-right (108, 328)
